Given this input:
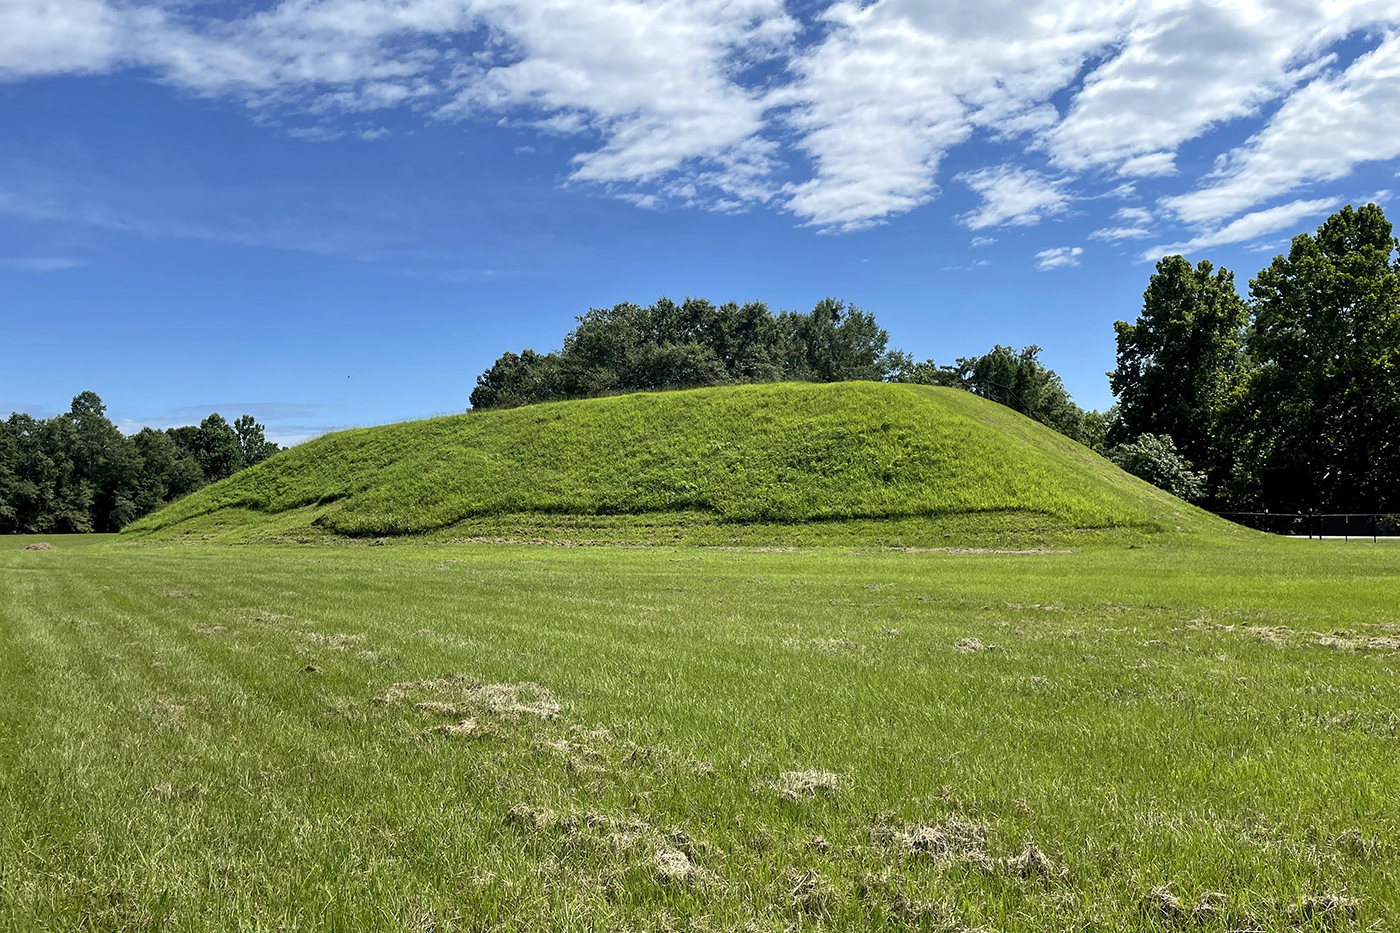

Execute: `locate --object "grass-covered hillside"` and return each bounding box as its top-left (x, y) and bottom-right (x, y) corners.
top-left (121, 382), bottom-right (1230, 545)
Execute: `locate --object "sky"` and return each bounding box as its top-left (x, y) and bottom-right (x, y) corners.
top-left (3, 0), bottom-right (1399, 444)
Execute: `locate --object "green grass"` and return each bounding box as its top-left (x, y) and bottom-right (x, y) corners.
top-left (3, 532), bottom-right (1397, 931)
top-left (120, 383), bottom-right (1235, 547)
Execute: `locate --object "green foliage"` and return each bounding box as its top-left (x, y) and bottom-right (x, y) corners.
top-left (191, 413), bottom-right (244, 481)
top-left (1108, 433), bottom-right (1207, 502)
top-left (234, 415), bottom-right (278, 467)
top-left (124, 382), bottom-right (1224, 543)
top-left (5, 536), bottom-right (1399, 930)
top-left (899, 346), bottom-right (1107, 450)
top-left (1110, 256), bottom-right (1249, 496)
top-left (469, 296), bottom-right (904, 409)
top-left (1114, 203), bottom-right (1400, 511)
top-left (1232, 204), bottom-right (1400, 511)
top-left (0, 394), bottom-right (281, 533)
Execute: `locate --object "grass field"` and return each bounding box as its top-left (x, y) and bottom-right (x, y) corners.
top-left (119, 383), bottom-right (1231, 547)
top-left (3, 533), bottom-right (1397, 931)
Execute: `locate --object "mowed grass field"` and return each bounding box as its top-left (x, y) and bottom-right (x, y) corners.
top-left (3, 534), bottom-right (1398, 931)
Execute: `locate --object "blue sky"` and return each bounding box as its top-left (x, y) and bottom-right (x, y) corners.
top-left (3, 0), bottom-right (1399, 443)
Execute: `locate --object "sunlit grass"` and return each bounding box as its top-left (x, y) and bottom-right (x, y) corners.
top-left (3, 533), bottom-right (1397, 931)
top-left (120, 383), bottom-right (1231, 545)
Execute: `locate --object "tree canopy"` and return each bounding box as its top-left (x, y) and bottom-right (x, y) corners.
top-left (1110, 202), bottom-right (1400, 512)
top-left (469, 297), bottom-right (906, 410)
top-left (0, 394), bottom-right (280, 533)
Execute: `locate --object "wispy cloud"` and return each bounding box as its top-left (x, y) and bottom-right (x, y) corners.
top-left (956, 165), bottom-right (1072, 230)
top-left (1035, 246), bottom-right (1083, 271)
top-left (1144, 197), bottom-right (1340, 260)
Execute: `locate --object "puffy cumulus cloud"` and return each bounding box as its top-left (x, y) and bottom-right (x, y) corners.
top-left (2, 0), bottom-right (1400, 234)
top-left (1034, 246), bottom-right (1083, 270)
top-left (1144, 197), bottom-right (1340, 259)
top-left (440, 0), bottom-right (795, 200)
top-left (1045, 0), bottom-right (1363, 175)
top-left (778, 0), bottom-right (1128, 230)
top-left (956, 165), bottom-right (1073, 230)
top-left (1162, 31), bottom-right (1400, 225)
top-left (0, 0), bottom-right (125, 77)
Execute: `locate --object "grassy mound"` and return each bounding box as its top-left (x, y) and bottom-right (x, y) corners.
top-left (121, 382), bottom-right (1234, 545)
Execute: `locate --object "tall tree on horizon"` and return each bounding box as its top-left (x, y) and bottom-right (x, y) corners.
top-left (1109, 256), bottom-right (1250, 499)
top-left (1232, 203), bottom-right (1400, 511)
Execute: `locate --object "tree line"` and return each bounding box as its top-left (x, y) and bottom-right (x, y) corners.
top-left (0, 392), bottom-right (279, 533)
top-left (469, 296), bottom-right (1109, 445)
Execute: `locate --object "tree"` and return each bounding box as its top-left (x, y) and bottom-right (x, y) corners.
top-left (131, 427), bottom-right (204, 514)
top-left (1108, 433), bottom-right (1207, 502)
top-left (953, 345), bottom-right (1104, 447)
top-left (233, 415), bottom-right (279, 466)
top-left (781, 298), bottom-right (900, 383)
top-left (469, 296), bottom-right (906, 410)
top-left (192, 413), bottom-right (244, 482)
top-left (1109, 256), bottom-right (1249, 497)
top-left (1233, 203), bottom-right (1400, 511)
top-left (66, 391), bottom-right (143, 530)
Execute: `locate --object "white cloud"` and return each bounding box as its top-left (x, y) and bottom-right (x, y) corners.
top-left (1163, 32), bottom-right (1400, 224)
top-left (1035, 246), bottom-right (1083, 270)
top-left (1, 0), bottom-right (1399, 233)
top-left (1088, 205), bottom-right (1154, 240)
top-left (1144, 197), bottom-right (1339, 259)
top-left (0, 0), bottom-right (122, 77)
top-left (1089, 225), bottom-right (1153, 241)
top-left (970, 235), bottom-right (996, 247)
top-left (956, 165), bottom-right (1071, 230)
top-left (1046, 1), bottom-right (1363, 175)
top-left (777, 0), bottom-right (1127, 230)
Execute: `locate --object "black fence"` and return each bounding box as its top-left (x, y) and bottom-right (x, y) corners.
top-left (1216, 512), bottom-right (1400, 540)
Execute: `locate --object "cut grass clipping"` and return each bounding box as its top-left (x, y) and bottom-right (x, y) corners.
top-left (3, 532), bottom-right (1398, 930)
top-left (119, 382), bottom-right (1239, 547)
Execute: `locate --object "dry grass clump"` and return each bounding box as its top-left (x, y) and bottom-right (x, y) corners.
top-left (780, 867), bottom-right (836, 914)
top-left (775, 770), bottom-right (845, 800)
top-left (304, 632), bottom-right (365, 650)
top-left (1140, 886), bottom-right (1233, 925)
top-left (384, 676), bottom-right (561, 719)
top-left (504, 803), bottom-right (710, 885)
top-left (21, 542), bottom-right (55, 551)
top-left (873, 813), bottom-right (989, 861)
top-left (955, 637), bottom-right (990, 653)
top-left (1004, 842), bottom-right (1059, 879)
top-left (1314, 631), bottom-right (1400, 651)
top-left (652, 846), bottom-right (702, 884)
top-left (1292, 893), bottom-right (1359, 923)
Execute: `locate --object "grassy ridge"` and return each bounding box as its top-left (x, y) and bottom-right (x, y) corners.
top-left (3, 534), bottom-right (1397, 930)
top-left (122, 383), bottom-right (1225, 543)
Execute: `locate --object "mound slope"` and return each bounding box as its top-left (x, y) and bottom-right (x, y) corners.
top-left (122, 382), bottom-right (1232, 544)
